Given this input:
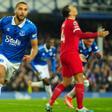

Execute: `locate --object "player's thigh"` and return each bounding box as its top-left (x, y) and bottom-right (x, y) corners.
top-left (0, 55), bottom-right (8, 77)
top-left (73, 73), bottom-right (84, 84)
top-left (60, 54), bottom-right (73, 77)
top-left (6, 62), bottom-right (20, 81)
top-left (61, 53), bottom-right (83, 77)
top-left (0, 54), bottom-right (8, 83)
top-left (44, 65), bottom-right (50, 79)
top-left (69, 54), bottom-right (83, 75)
top-left (0, 64), bottom-right (6, 78)
top-left (35, 65), bottom-right (50, 79)
top-left (62, 77), bottom-right (72, 87)
top-left (61, 63), bottom-right (74, 78)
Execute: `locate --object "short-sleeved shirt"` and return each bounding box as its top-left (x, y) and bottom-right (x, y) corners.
top-left (60, 19), bottom-right (81, 56)
top-left (0, 16), bottom-right (38, 63)
top-left (32, 44), bottom-right (56, 73)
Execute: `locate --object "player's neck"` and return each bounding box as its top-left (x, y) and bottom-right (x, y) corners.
top-left (14, 16), bottom-right (25, 25)
top-left (68, 16), bottom-right (76, 20)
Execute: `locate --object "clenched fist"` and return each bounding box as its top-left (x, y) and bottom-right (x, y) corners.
top-left (22, 55), bottom-right (33, 63)
top-left (98, 31), bottom-right (109, 37)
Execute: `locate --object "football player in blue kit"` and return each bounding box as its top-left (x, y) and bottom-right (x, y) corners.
top-left (28, 38), bottom-right (57, 98)
top-left (0, 2), bottom-right (38, 94)
top-left (64, 38), bottom-right (102, 109)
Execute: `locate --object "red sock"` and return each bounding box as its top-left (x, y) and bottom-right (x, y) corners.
top-left (75, 83), bottom-right (84, 109)
top-left (49, 83), bottom-right (65, 106)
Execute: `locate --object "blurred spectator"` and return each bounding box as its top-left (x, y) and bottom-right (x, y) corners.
top-left (2, 37), bottom-right (112, 93)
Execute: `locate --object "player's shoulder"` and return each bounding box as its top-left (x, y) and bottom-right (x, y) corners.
top-left (65, 19), bottom-right (74, 24)
top-left (91, 41), bottom-right (97, 47)
top-left (0, 16), bottom-right (12, 23)
top-left (51, 46), bottom-right (56, 52)
top-left (66, 19), bottom-right (78, 28)
top-left (38, 44), bottom-right (44, 51)
top-left (73, 20), bottom-right (79, 27)
top-left (26, 19), bottom-right (37, 29)
top-left (93, 41), bottom-right (97, 45)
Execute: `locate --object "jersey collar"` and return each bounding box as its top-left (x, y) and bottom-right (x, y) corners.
top-left (11, 16), bottom-right (26, 28)
top-left (44, 44), bottom-right (49, 52)
top-left (81, 40), bottom-right (86, 49)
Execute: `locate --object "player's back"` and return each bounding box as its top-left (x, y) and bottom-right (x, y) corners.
top-left (60, 19), bottom-right (80, 56)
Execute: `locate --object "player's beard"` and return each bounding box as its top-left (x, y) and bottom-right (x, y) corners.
top-left (16, 14), bottom-right (26, 22)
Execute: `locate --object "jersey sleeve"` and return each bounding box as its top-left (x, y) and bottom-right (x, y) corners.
top-left (30, 24), bottom-right (38, 40)
top-left (73, 20), bottom-right (98, 39)
top-left (72, 21), bottom-right (81, 33)
top-left (0, 17), bottom-right (5, 31)
top-left (92, 42), bottom-right (100, 53)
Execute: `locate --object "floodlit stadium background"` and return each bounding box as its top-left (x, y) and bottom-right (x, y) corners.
top-left (0, 0), bottom-right (112, 99)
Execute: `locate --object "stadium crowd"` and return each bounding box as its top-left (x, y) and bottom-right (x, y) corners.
top-left (3, 37), bottom-right (112, 93)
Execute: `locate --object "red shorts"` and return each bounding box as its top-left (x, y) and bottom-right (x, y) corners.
top-left (60, 52), bottom-right (83, 77)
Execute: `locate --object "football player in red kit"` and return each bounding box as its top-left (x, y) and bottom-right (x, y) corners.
top-left (45, 4), bottom-right (109, 112)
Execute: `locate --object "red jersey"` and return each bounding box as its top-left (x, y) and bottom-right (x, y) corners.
top-left (60, 19), bottom-right (98, 56)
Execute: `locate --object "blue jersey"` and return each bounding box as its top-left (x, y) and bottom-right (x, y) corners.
top-left (32, 44), bottom-right (57, 73)
top-left (79, 40), bottom-right (100, 61)
top-left (0, 16), bottom-right (38, 63)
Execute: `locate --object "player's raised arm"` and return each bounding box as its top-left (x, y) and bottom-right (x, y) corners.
top-left (74, 29), bottom-right (109, 39)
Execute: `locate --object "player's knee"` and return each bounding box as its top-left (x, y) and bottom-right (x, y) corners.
top-left (62, 77), bottom-right (72, 87)
top-left (74, 73), bottom-right (84, 84)
top-left (43, 78), bottom-right (50, 85)
top-left (84, 79), bottom-right (89, 88)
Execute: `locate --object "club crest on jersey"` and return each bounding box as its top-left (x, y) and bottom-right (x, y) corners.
top-left (19, 30), bottom-right (25, 36)
top-left (73, 21), bottom-right (77, 25)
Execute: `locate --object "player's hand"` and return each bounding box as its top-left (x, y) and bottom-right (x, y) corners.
top-left (22, 55), bottom-right (33, 63)
top-left (98, 31), bottom-right (109, 37)
top-left (80, 54), bottom-right (87, 62)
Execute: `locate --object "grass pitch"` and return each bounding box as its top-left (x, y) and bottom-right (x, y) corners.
top-left (0, 98), bottom-right (112, 112)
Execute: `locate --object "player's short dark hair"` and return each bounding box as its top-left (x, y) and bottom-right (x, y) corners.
top-left (62, 5), bottom-right (70, 18)
top-left (15, 1), bottom-right (28, 8)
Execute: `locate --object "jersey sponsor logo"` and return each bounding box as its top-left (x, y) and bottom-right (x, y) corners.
top-left (5, 35), bottom-right (21, 46)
